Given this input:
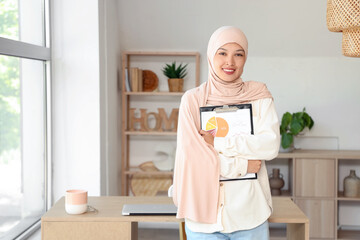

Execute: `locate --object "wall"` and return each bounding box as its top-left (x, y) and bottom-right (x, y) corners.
top-left (98, 0), bottom-right (121, 196)
top-left (51, 0), bottom-right (102, 201)
top-left (117, 0), bottom-right (360, 150)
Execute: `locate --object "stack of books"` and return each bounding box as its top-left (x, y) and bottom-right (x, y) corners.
top-left (125, 67), bottom-right (143, 92)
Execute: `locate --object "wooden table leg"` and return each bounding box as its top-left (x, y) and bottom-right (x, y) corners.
top-left (131, 222), bottom-right (138, 240)
top-left (287, 222), bottom-right (309, 240)
top-left (179, 222), bottom-right (187, 240)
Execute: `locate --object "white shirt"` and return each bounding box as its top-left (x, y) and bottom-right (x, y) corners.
top-left (185, 98), bottom-right (280, 233)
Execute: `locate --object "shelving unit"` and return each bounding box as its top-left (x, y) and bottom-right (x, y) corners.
top-left (124, 131), bottom-right (177, 136)
top-left (337, 158), bottom-right (360, 240)
top-left (124, 92), bottom-right (184, 96)
top-left (120, 51), bottom-right (200, 196)
top-left (269, 150), bottom-right (360, 240)
top-left (338, 191), bottom-right (360, 201)
top-left (337, 229), bottom-right (360, 240)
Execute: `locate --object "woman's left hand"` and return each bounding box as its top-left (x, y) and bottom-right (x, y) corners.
top-left (199, 130), bottom-right (214, 147)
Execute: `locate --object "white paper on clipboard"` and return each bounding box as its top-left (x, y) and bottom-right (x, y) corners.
top-left (200, 104), bottom-right (257, 181)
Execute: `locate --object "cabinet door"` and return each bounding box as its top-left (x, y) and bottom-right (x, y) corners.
top-left (295, 199), bottom-right (335, 239)
top-left (295, 158), bottom-right (335, 197)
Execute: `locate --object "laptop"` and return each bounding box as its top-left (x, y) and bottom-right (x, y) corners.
top-left (121, 204), bottom-right (177, 216)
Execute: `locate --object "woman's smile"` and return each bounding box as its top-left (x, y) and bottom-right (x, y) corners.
top-left (222, 68), bottom-right (236, 75)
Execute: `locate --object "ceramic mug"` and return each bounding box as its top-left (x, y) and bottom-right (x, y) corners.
top-left (65, 189), bottom-right (88, 214)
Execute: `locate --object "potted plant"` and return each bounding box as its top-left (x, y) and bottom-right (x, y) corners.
top-left (162, 62), bottom-right (188, 92)
top-left (280, 107), bottom-right (314, 152)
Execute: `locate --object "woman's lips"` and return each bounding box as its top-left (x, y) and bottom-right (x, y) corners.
top-left (223, 68), bottom-right (235, 75)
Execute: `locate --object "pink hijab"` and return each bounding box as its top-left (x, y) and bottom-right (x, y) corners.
top-left (172, 26), bottom-right (272, 223)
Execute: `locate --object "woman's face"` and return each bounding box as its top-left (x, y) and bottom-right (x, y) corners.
top-left (213, 42), bottom-right (246, 82)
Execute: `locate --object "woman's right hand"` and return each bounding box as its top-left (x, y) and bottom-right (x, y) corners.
top-left (199, 130), bottom-right (214, 147)
top-left (247, 160), bottom-right (262, 173)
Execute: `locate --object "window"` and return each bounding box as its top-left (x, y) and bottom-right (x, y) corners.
top-left (0, 0), bottom-right (50, 239)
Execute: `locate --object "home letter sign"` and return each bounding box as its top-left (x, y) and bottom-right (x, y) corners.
top-left (128, 108), bottom-right (179, 132)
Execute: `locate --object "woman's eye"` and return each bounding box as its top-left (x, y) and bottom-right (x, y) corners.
top-left (235, 53), bottom-right (244, 57)
top-left (218, 52), bottom-right (226, 56)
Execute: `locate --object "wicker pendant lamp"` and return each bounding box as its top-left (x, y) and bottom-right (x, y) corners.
top-left (326, 0), bottom-right (360, 57)
top-left (343, 27), bottom-right (360, 57)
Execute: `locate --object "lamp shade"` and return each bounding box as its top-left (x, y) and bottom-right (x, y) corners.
top-left (327, 0), bottom-right (360, 32)
top-left (342, 27), bottom-right (360, 57)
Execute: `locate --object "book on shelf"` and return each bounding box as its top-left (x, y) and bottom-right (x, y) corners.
top-left (130, 67), bottom-right (138, 92)
top-left (138, 69), bottom-right (143, 92)
top-left (130, 67), bottom-right (143, 92)
top-left (125, 68), bottom-right (131, 92)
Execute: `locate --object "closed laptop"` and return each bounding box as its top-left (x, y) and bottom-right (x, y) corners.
top-left (122, 204), bottom-right (177, 216)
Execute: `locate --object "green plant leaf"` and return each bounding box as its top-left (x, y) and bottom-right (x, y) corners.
top-left (309, 117), bottom-right (314, 129)
top-left (281, 133), bottom-right (293, 149)
top-left (290, 120), bottom-right (303, 135)
top-left (303, 112), bottom-right (311, 127)
top-left (280, 112), bottom-right (292, 134)
top-left (293, 112), bottom-right (304, 123)
top-left (162, 61), bottom-right (188, 79)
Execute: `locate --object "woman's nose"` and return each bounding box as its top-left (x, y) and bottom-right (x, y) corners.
top-left (226, 56), bottom-right (235, 66)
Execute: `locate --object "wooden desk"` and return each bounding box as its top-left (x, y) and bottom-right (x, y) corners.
top-left (41, 197), bottom-right (308, 240)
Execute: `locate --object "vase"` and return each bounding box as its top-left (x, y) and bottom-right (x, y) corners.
top-left (344, 169), bottom-right (360, 198)
top-left (269, 168), bottom-right (285, 196)
top-left (279, 142), bottom-right (294, 153)
top-left (168, 78), bottom-right (184, 92)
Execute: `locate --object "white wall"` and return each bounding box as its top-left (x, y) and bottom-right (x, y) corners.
top-left (51, 0), bottom-right (102, 201)
top-left (51, 0), bottom-right (120, 201)
top-left (117, 0), bottom-right (360, 150)
top-left (98, 0), bottom-right (120, 196)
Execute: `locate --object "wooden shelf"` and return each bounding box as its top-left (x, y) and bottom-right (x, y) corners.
top-left (338, 229), bottom-right (360, 240)
top-left (125, 167), bottom-right (173, 176)
top-left (121, 51), bottom-right (200, 196)
top-left (273, 190), bottom-right (292, 198)
top-left (123, 51), bottom-right (200, 56)
top-left (277, 150), bottom-right (360, 159)
top-left (338, 191), bottom-right (360, 201)
top-left (125, 91), bottom-right (184, 96)
top-left (125, 131), bottom-right (177, 136)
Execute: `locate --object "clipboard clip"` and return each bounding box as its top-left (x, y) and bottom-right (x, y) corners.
top-left (214, 105), bottom-right (239, 113)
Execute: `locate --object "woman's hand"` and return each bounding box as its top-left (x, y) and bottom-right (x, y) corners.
top-left (199, 130), bottom-right (261, 173)
top-left (199, 130), bottom-right (214, 147)
top-left (247, 160), bottom-right (262, 173)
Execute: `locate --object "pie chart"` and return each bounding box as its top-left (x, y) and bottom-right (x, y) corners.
top-left (205, 116), bottom-right (229, 137)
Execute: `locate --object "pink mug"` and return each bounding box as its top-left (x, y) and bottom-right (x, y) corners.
top-left (65, 190), bottom-right (88, 214)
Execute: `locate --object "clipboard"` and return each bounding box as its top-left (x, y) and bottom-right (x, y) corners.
top-left (200, 104), bottom-right (257, 181)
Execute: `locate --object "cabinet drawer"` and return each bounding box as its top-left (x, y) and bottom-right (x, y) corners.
top-left (295, 158), bottom-right (335, 197)
top-left (295, 199), bottom-right (335, 239)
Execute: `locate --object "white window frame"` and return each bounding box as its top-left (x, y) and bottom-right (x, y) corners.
top-left (0, 0), bottom-right (51, 238)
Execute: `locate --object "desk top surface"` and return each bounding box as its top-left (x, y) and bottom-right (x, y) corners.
top-left (42, 196), bottom-right (308, 224)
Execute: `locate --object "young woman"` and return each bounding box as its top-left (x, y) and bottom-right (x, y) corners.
top-left (172, 26), bottom-right (280, 239)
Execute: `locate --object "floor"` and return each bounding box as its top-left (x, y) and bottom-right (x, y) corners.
top-left (27, 228), bottom-right (180, 240)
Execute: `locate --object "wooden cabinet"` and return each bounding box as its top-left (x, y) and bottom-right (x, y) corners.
top-left (120, 51), bottom-right (200, 196)
top-left (295, 199), bottom-right (335, 239)
top-left (295, 158), bottom-right (335, 198)
top-left (270, 150), bottom-right (360, 240)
